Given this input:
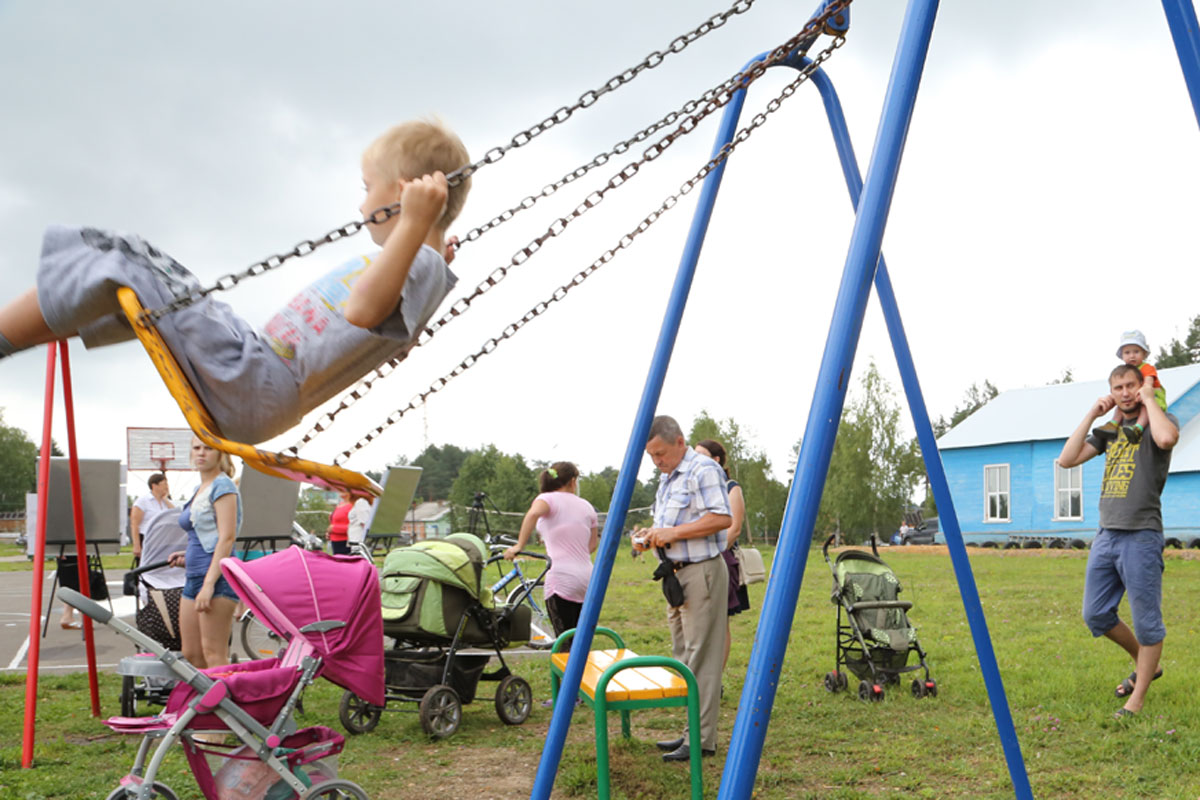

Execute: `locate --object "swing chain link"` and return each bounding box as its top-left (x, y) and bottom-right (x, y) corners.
top-left (447, 0), bottom-right (758, 186)
top-left (135, 0), bottom-right (758, 325)
top-left (313, 14), bottom-right (849, 464)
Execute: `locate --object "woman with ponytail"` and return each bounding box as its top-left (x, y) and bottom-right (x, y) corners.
top-left (504, 461), bottom-right (598, 637)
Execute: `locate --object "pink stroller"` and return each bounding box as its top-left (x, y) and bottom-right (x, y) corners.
top-left (59, 546), bottom-right (384, 800)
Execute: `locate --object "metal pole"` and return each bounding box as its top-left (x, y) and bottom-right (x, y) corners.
top-left (528, 60), bottom-right (753, 800)
top-left (1160, 0), bottom-right (1200, 128)
top-left (720, 1), bottom-right (940, 796)
top-left (59, 340), bottom-right (102, 716)
top-left (805, 59), bottom-right (1034, 799)
top-left (22, 344), bottom-right (57, 769)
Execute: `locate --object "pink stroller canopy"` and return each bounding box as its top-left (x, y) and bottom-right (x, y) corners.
top-left (222, 547), bottom-right (384, 705)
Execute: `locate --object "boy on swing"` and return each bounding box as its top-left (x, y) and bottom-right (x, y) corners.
top-left (0, 120), bottom-right (469, 445)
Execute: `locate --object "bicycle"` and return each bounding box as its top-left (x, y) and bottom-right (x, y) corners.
top-left (469, 492), bottom-right (555, 648)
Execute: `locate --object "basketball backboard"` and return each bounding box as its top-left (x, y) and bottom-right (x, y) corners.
top-left (239, 466), bottom-right (302, 540)
top-left (25, 458), bottom-right (123, 554)
top-left (365, 466), bottom-right (423, 535)
top-left (127, 427), bottom-right (194, 471)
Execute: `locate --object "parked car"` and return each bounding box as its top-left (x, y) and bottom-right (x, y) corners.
top-left (900, 516), bottom-right (938, 545)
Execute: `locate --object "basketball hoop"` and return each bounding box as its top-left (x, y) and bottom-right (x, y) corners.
top-left (127, 428), bottom-right (193, 472)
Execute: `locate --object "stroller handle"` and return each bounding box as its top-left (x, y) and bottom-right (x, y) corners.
top-left (58, 587), bottom-right (112, 625)
top-left (127, 559), bottom-right (173, 579)
top-left (822, 534), bottom-right (881, 560)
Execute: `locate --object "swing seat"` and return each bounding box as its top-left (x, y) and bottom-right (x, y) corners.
top-left (117, 288), bottom-right (381, 498)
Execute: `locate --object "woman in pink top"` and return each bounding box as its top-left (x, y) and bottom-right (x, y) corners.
top-left (503, 461), bottom-right (598, 637)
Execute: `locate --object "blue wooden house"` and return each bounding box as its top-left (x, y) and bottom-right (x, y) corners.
top-left (934, 364), bottom-right (1200, 545)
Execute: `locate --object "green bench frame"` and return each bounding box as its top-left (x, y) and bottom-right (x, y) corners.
top-left (549, 626), bottom-right (701, 800)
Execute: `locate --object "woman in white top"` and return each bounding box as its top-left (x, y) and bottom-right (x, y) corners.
top-left (130, 472), bottom-right (174, 560)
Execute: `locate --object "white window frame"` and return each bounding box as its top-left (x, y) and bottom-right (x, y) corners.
top-left (1053, 460), bottom-right (1083, 521)
top-left (983, 463), bottom-right (1011, 523)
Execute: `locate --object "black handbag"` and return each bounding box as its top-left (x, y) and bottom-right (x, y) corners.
top-left (652, 549), bottom-right (685, 608)
top-left (123, 557), bottom-right (141, 596)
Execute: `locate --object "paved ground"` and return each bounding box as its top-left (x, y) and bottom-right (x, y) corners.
top-left (1, 565), bottom-right (138, 673)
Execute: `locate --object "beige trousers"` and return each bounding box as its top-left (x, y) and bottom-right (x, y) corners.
top-left (666, 554), bottom-right (728, 751)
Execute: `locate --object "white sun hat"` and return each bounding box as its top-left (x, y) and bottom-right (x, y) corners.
top-left (1116, 330), bottom-right (1150, 358)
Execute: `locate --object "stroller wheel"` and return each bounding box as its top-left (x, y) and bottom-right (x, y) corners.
top-left (419, 684), bottom-right (462, 739)
top-left (495, 674), bottom-right (533, 725)
top-left (911, 678), bottom-right (926, 699)
top-left (823, 671), bottom-right (844, 694)
top-left (338, 690), bottom-right (382, 735)
top-left (298, 777), bottom-right (369, 799)
top-left (925, 679), bottom-right (938, 698)
top-left (105, 781), bottom-right (179, 800)
top-left (120, 675), bottom-right (137, 717)
top-left (858, 680), bottom-right (884, 702)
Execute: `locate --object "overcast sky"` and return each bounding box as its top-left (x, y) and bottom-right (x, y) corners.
top-left (1, 1), bottom-right (1197, 499)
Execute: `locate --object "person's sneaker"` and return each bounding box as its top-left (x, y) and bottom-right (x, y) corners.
top-left (1091, 421), bottom-right (1119, 442)
top-left (656, 736), bottom-right (685, 752)
top-left (1122, 425), bottom-right (1143, 444)
top-left (541, 699), bottom-right (554, 708)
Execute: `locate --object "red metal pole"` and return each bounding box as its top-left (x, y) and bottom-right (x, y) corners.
top-left (59, 340), bottom-right (102, 716)
top-left (22, 344), bottom-right (57, 769)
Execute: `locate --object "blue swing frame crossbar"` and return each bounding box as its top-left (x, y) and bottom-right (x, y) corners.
top-left (530, 0), bottom-right (1200, 797)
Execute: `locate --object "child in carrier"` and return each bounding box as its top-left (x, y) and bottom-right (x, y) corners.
top-left (0, 119), bottom-right (470, 445)
top-left (1092, 330), bottom-right (1166, 445)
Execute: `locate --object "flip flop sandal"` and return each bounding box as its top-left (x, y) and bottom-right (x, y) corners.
top-left (1112, 707), bottom-right (1138, 721)
top-left (1114, 668), bottom-right (1163, 698)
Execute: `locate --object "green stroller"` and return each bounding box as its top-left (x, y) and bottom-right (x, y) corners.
top-left (821, 535), bottom-right (937, 702)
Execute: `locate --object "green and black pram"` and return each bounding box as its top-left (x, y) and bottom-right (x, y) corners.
top-left (821, 535), bottom-right (937, 702)
top-left (337, 533), bottom-right (541, 739)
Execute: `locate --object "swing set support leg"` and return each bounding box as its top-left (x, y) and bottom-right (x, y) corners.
top-left (21, 341), bottom-right (101, 770)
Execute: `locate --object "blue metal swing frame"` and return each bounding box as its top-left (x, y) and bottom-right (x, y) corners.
top-left (530, 2), bottom-right (1200, 798)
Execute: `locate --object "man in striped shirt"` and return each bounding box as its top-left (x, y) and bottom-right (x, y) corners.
top-left (633, 415), bottom-right (731, 762)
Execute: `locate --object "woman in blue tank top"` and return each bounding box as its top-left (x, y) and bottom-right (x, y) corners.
top-left (167, 438), bottom-right (242, 669)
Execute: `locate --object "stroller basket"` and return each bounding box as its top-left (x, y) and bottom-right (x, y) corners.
top-left (385, 649), bottom-right (490, 702)
top-left (189, 724), bottom-right (345, 800)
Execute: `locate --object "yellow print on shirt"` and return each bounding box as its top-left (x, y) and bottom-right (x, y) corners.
top-left (1101, 437), bottom-right (1139, 499)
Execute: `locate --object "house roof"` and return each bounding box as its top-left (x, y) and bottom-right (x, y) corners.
top-left (411, 501), bottom-right (451, 522)
top-left (937, 363), bottom-right (1200, 456)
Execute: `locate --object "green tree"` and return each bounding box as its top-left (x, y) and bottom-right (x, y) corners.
top-left (410, 443), bottom-right (469, 501)
top-left (0, 411), bottom-right (38, 513)
top-left (817, 361), bottom-right (924, 544)
top-left (1156, 314), bottom-right (1200, 368)
top-left (447, 445), bottom-right (538, 533)
top-left (933, 380), bottom-right (999, 438)
top-left (687, 410), bottom-right (789, 543)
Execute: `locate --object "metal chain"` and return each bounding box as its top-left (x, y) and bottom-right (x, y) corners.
top-left (325, 31), bottom-right (847, 465)
top-left (285, 1), bottom-right (852, 456)
top-left (137, 0), bottom-right (758, 325)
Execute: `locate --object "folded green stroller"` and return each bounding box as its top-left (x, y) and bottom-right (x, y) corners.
top-left (821, 536), bottom-right (937, 702)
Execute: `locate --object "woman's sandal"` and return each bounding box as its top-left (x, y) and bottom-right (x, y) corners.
top-left (1114, 668), bottom-right (1163, 698)
top-left (1112, 707), bottom-right (1138, 721)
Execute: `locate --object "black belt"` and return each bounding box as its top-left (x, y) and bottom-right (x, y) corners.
top-left (668, 553), bottom-right (720, 570)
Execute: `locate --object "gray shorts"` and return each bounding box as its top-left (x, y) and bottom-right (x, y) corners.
top-left (36, 225), bottom-right (300, 444)
top-left (1082, 528), bottom-right (1165, 646)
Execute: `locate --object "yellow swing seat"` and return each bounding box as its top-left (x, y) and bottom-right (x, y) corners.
top-left (117, 288), bottom-right (382, 498)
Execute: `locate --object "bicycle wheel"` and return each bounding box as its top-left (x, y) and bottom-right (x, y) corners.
top-left (239, 611), bottom-right (284, 660)
top-left (505, 583), bottom-right (552, 647)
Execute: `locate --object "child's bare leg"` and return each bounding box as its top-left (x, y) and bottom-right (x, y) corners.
top-left (0, 288), bottom-right (62, 350)
top-left (1136, 405), bottom-right (1149, 430)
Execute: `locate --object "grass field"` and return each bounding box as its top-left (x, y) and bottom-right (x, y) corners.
top-left (2, 543), bottom-right (1199, 799)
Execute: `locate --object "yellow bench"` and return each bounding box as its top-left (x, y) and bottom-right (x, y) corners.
top-left (550, 627), bottom-right (701, 800)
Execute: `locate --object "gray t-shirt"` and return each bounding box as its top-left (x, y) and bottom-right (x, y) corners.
top-left (260, 245), bottom-right (456, 413)
top-left (1085, 413), bottom-right (1177, 531)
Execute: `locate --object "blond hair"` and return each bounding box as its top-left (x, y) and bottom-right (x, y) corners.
top-left (363, 119), bottom-right (471, 230)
